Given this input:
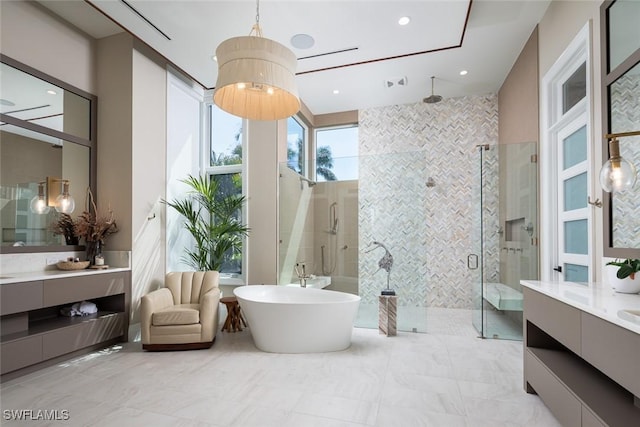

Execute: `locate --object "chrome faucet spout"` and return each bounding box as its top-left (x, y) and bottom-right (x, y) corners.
top-left (295, 262), bottom-right (311, 288)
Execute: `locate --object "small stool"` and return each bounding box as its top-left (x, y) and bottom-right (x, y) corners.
top-left (220, 296), bottom-right (247, 332)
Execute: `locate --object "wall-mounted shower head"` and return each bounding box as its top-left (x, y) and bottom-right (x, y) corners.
top-left (423, 76), bottom-right (442, 104)
top-left (299, 176), bottom-right (317, 189)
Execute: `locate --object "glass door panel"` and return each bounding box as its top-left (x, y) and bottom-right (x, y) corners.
top-left (471, 146), bottom-right (485, 337)
top-left (558, 122), bottom-right (590, 282)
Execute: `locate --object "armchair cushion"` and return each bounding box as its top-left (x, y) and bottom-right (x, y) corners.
top-left (152, 304), bottom-right (200, 326)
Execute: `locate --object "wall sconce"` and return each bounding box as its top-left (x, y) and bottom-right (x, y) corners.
top-left (29, 178), bottom-right (76, 214)
top-left (599, 130), bottom-right (640, 193)
top-left (29, 181), bottom-right (50, 214)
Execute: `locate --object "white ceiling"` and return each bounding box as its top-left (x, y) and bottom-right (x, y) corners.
top-left (38, 0), bottom-right (551, 116)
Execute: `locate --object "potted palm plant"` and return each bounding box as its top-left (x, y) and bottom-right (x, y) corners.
top-left (163, 175), bottom-right (249, 271)
top-left (605, 259), bottom-right (640, 294)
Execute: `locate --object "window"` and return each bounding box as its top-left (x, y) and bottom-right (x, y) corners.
top-left (206, 104), bottom-right (245, 278)
top-left (314, 125), bottom-right (358, 182)
top-left (541, 24), bottom-right (593, 283)
top-left (209, 105), bottom-right (242, 166)
top-left (287, 117), bottom-right (306, 175)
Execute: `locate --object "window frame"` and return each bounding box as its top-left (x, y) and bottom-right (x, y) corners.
top-left (313, 123), bottom-right (359, 182)
top-left (286, 115), bottom-right (308, 178)
top-left (203, 97), bottom-right (247, 285)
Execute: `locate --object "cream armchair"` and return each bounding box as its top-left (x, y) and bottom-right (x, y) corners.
top-left (141, 271), bottom-right (220, 350)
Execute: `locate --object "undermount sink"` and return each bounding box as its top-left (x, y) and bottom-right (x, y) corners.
top-left (617, 309), bottom-right (640, 324)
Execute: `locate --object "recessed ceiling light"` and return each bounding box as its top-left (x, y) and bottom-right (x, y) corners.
top-left (47, 90), bottom-right (57, 95)
top-left (398, 16), bottom-right (410, 26)
top-left (333, 89), bottom-right (340, 95)
top-left (212, 55), bottom-right (217, 62)
top-left (291, 33), bottom-right (315, 49)
top-left (459, 70), bottom-right (468, 76)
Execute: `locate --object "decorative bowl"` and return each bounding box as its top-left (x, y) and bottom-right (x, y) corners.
top-left (56, 260), bottom-right (90, 271)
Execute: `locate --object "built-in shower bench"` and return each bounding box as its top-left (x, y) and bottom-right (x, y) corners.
top-left (483, 282), bottom-right (523, 311)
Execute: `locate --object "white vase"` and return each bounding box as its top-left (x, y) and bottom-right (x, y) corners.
top-left (606, 265), bottom-right (640, 294)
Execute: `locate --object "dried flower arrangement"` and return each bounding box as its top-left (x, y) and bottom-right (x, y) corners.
top-left (73, 190), bottom-right (119, 245)
top-left (51, 213), bottom-right (79, 245)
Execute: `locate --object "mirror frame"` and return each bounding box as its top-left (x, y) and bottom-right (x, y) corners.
top-left (600, 0), bottom-right (640, 259)
top-left (0, 54), bottom-right (97, 254)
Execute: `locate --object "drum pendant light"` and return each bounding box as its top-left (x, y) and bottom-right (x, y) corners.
top-left (213, 0), bottom-right (300, 121)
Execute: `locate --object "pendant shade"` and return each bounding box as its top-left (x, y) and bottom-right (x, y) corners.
top-left (214, 36), bottom-right (300, 121)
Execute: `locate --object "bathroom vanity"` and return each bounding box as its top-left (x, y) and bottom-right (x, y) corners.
top-left (0, 268), bottom-right (130, 380)
top-left (522, 280), bottom-right (640, 427)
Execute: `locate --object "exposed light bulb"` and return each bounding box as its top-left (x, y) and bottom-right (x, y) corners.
top-left (29, 182), bottom-right (50, 214)
top-left (54, 181), bottom-right (75, 214)
top-left (30, 195), bottom-right (50, 214)
top-left (600, 159), bottom-right (637, 192)
top-left (599, 137), bottom-right (638, 193)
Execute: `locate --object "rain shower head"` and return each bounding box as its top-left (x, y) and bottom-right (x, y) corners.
top-left (423, 76), bottom-right (442, 104)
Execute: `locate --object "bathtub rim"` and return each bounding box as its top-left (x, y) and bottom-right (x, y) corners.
top-left (234, 284), bottom-right (361, 305)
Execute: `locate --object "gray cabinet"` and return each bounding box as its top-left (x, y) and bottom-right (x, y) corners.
top-left (523, 287), bottom-right (640, 427)
top-left (0, 272), bottom-right (130, 378)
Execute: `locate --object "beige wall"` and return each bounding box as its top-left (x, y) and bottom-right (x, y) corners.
top-left (96, 33), bottom-right (133, 252)
top-left (130, 43), bottom-right (167, 322)
top-left (246, 120), bottom-right (280, 285)
top-left (499, 27), bottom-right (539, 146)
top-left (0, 0), bottom-right (95, 94)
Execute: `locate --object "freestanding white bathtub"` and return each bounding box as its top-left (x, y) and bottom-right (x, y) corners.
top-left (233, 285), bottom-right (361, 353)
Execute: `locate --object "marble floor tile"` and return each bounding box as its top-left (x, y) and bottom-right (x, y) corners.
top-left (0, 309), bottom-right (560, 427)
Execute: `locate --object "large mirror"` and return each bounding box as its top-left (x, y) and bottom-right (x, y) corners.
top-left (0, 55), bottom-right (96, 252)
top-left (601, 0), bottom-right (640, 258)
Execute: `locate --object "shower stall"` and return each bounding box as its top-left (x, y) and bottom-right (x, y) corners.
top-left (278, 142), bottom-right (538, 339)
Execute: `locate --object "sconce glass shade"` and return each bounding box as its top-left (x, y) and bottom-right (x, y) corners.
top-left (213, 36), bottom-right (300, 121)
top-left (29, 182), bottom-right (50, 214)
top-left (54, 181), bottom-right (75, 214)
top-left (599, 137), bottom-right (638, 193)
top-left (600, 157), bottom-right (637, 193)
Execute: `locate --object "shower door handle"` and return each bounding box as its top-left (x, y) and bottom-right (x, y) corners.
top-left (467, 254), bottom-right (479, 270)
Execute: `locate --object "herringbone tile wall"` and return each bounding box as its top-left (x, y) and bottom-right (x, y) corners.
top-left (611, 72), bottom-right (640, 248)
top-left (358, 95), bottom-right (499, 309)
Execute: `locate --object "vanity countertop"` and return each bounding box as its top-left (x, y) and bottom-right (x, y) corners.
top-left (521, 280), bottom-right (640, 335)
top-left (0, 267), bottom-right (131, 285)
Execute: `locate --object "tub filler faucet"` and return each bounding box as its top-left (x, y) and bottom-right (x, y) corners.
top-left (295, 262), bottom-right (311, 288)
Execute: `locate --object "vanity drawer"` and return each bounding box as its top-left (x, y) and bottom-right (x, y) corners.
top-left (1, 281), bottom-right (43, 315)
top-left (581, 312), bottom-right (640, 398)
top-left (525, 349), bottom-right (581, 427)
top-left (43, 273), bottom-right (126, 306)
top-left (523, 287), bottom-right (581, 354)
top-left (0, 336), bottom-right (43, 374)
top-left (42, 313), bottom-right (125, 359)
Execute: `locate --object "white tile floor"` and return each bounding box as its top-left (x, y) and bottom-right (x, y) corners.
top-left (0, 309), bottom-right (561, 427)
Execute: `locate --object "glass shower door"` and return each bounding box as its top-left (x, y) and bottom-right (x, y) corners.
top-left (472, 142), bottom-right (538, 340)
top-left (471, 145), bottom-right (488, 337)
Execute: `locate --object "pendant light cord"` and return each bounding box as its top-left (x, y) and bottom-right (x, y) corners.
top-left (250, 0), bottom-right (263, 37)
